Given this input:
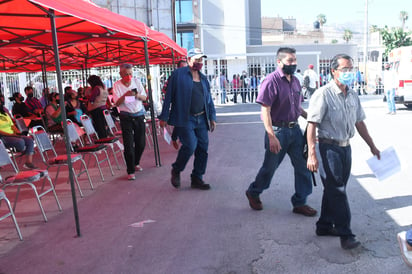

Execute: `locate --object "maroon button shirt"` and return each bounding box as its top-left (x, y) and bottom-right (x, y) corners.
top-left (256, 67), bottom-right (303, 123)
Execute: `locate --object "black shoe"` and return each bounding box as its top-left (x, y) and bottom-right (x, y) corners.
top-left (245, 191), bottom-right (263, 210)
top-left (171, 169), bottom-right (180, 188)
top-left (191, 176), bottom-right (210, 190)
top-left (316, 227), bottom-right (340, 237)
top-left (340, 236), bottom-right (361, 250)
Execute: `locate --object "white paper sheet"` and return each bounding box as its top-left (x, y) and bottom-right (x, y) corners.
top-left (366, 146), bottom-right (401, 181)
top-left (163, 128), bottom-right (171, 145)
top-left (125, 96), bottom-right (136, 103)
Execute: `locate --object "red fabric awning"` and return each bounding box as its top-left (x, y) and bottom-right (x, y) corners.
top-left (0, 0), bottom-right (186, 72)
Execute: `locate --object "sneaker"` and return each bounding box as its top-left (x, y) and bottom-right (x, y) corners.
top-left (135, 165), bottom-right (143, 172)
top-left (127, 174), bottom-right (136, 180)
top-left (23, 163), bottom-right (39, 170)
top-left (397, 231), bottom-right (412, 267)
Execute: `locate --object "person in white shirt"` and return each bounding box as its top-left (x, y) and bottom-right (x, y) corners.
top-left (303, 64), bottom-right (319, 98)
top-left (112, 64), bottom-right (147, 180)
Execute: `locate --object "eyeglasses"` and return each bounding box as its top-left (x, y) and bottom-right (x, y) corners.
top-left (336, 67), bottom-right (354, 73)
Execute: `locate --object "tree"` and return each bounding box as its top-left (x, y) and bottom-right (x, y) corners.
top-left (399, 10), bottom-right (409, 30)
top-left (380, 26), bottom-right (412, 56)
top-left (331, 39), bottom-right (338, 44)
top-left (369, 25), bottom-right (380, 33)
top-left (343, 29), bottom-right (353, 43)
top-left (317, 14), bottom-right (327, 28)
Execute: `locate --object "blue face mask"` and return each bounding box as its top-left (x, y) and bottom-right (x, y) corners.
top-left (338, 72), bottom-right (355, 86)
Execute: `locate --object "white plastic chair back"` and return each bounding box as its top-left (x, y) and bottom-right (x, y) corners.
top-left (66, 119), bottom-right (84, 147)
top-left (103, 109), bottom-right (118, 135)
top-left (30, 126), bottom-right (58, 161)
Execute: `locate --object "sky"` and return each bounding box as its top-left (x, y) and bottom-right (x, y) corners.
top-left (261, 0), bottom-right (411, 30)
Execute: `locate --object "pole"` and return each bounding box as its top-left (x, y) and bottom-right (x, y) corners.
top-left (49, 9), bottom-right (81, 237)
top-left (363, 0), bottom-right (368, 89)
top-left (144, 39), bottom-right (161, 167)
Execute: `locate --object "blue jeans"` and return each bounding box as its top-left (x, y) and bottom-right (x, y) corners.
top-left (2, 135), bottom-right (34, 155)
top-left (172, 114), bottom-right (209, 180)
top-left (220, 89), bottom-right (226, 104)
top-left (317, 143), bottom-right (353, 237)
top-left (386, 88), bottom-right (396, 113)
top-left (247, 125), bottom-right (313, 207)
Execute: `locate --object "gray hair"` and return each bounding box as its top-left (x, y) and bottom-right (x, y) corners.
top-left (120, 63), bottom-right (132, 70)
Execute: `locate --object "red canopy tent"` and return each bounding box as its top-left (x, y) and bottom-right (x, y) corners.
top-left (0, 0), bottom-right (186, 236)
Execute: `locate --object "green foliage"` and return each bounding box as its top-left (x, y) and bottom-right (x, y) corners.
top-left (317, 14), bottom-right (327, 26)
top-left (343, 29), bottom-right (353, 43)
top-left (380, 26), bottom-right (412, 56)
top-left (331, 39), bottom-right (338, 44)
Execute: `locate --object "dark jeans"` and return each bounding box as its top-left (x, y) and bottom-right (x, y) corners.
top-left (90, 107), bottom-right (107, 138)
top-left (172, 114), bottom-right (209, 180)
top-left (247, 125), bottom-right (313, 207)
top-left (119, 114), bottom-right (146, 174)
top-left (317, 143), bottom-right (353, 237)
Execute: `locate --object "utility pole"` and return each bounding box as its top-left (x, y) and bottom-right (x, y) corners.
top-left (363, 0), bottom-right (368, 78)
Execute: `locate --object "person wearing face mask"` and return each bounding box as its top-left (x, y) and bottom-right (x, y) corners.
top-left (10, 91), bottom-right (43, 129)
top-left (112, 64), bottom-right (147, 181)
top-left (306, 53), bottom-right (380, 250)
top-left (159, 48), bottom-right (216, 190)
top-left (24, 86), bottom-right (43, 116)
top-left (245, 47), bottom-right (317, 217)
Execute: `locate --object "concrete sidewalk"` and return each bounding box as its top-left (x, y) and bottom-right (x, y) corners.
top-left (0, 100), bottom-right (411, 273)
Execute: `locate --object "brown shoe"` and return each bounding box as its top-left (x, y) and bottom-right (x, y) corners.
top-left (293, 205), bottom-right (317, 217)
top-left (245, 191), bottom-right (263, 210)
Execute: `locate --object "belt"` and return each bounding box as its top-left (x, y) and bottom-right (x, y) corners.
top-left (192, 111), bottom-right (205, 117)
top-left (318, 138), bottom-right (350, 147)
top-left (272, 121), bottom-right (298, 128)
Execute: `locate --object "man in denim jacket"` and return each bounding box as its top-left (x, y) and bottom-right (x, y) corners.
top-left (159, 48), bottom-right (216, 190)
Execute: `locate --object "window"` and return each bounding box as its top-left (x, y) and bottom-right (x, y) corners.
top-left (175, 0), bottom-right (193, 24)
top-left (177, 31), bottom-right (194, 51)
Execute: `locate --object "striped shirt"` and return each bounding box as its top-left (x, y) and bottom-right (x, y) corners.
top-left (307, 80), bottom-right (366, 142)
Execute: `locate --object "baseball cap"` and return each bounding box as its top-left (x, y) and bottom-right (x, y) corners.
top-left (187, 48), bottom-right (207, 59)
top-left (308, 64), bottom-right (314, 69)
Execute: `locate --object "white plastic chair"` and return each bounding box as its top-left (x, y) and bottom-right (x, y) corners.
top-left (66, 119), bottom-right (114, 182)
top-left (80, 114), bottom-right (125, 170)
top-left (0, 140), bottom-right (62, 222)
top-left (0, 189), bottom-right (23, 240)
top-left (30, 125), bottom-right (93, 198)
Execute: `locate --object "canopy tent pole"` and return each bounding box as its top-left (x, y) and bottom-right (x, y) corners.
top-left (144, 39), bottom-right (161, 167)
top-left (41, 50), bottom-right (48, 102)
top-left (171, 49), bottom-right (175, 67)
top-left (49, 8), bottom-right (81, 237)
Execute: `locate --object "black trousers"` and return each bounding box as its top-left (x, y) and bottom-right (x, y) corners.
top-left (119, 114), bottom-right (146, 174)
top-left (90, 107), bottom-right (108, 138)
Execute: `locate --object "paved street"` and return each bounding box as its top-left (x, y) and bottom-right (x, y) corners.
top-left (0, 95), bottom-right (411, 273)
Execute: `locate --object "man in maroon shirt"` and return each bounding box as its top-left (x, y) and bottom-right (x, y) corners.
top-left (245, 47), bottom-right (316, 217)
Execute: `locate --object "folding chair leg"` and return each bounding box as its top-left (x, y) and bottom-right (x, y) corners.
top-left (3, 195), bottom-right (23, 240)
top-left (45, 176), bottom-right (62, 211)
top-left (79, 158), bottom-right (94, 190)
top-left (104, 150), bottom-right (114, 176)
top-left (27, 183), bottom-right (48, 222)
top-left (71, 167), bottom-right (84, 197)
top-left (109, 145), bottom-right (120, 170)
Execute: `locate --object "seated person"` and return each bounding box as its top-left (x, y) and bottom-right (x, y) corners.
top-left (65, 88), bottom-right (87, 125)
top-left (24, 86), bottom-right (43, 116)
top-left (0, 94), bottom-right (38, 169)
top-left (10, 92), bottom-right (43, 129)
top-left (44, 92), bottom-right (63, 133)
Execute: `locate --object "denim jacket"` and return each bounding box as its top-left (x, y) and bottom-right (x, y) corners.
top-left (158, 66), bottom-right (216, 129)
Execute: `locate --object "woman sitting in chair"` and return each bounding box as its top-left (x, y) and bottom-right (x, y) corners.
top-left (44, 92), bottom-right (64, 133)
top-left (0, 94), bottom-right (38, 169)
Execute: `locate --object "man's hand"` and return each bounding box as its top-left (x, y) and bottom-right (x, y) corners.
top-left (268, 134), bottom-right (281, 154)
top-left (210, 120), bottom-right (216, 132)
top-left (159, 120), bottom-right (167, 128)
top-left (307, 154), bottom-right (319, 173)
top-left (371, 146), bottom-right (381, 160)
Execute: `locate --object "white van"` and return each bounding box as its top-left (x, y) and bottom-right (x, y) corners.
top-left (389, 46), bottom-right (412, 108)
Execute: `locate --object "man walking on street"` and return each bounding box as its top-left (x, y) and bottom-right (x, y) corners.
top-left (306, 53), bottom-right (380, 249)
top-left (303, 64), bottom-right (319, 99)
top-left (245, 47), bottom-right (317, 217)
top-left (113, 64), bottom-right (147, 181)
top-left (159, 48), bottom-right (216, 190)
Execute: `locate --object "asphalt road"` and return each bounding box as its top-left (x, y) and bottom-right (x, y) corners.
top-left (0, 95), bottom-right (411, 273)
